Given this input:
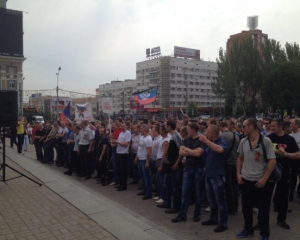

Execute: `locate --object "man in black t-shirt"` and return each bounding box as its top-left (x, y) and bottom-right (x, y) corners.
top-left (35, 123), bottom-right (46, 162)
top-left (269, 119), bottom-right (300, 230)
top-left (172, 122), bottom-right (206, 223)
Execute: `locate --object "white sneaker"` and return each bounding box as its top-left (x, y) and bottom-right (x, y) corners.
top-left (153, 196), bottom-right (159, 200)
top-left (109, 182), bottom-right (117, 186)
top-left (156, 199), bottom-right (164, 203)
top-left (205, 207), bottom-right (211, 212)
top-left (253, 208), bottom-right (258, 213)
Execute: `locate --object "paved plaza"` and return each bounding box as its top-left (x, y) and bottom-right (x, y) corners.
top-left (1, 142), bottom-right (300, 240)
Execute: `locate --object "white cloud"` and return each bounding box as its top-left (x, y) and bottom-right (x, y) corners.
top-left (7, 0), bottom-right (300, 94)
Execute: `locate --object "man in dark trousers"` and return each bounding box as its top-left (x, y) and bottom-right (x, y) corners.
top-left (220, 121), bottom-right (240, 215)
top-left (269, 119), bottom-right (299, 230)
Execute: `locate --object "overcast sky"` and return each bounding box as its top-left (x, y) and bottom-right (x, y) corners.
top-left (8, 0), bottom-right (300, 95)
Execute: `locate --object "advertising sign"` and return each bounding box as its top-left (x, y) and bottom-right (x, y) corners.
top-left (101, 98), bottom-right (114, 114)
top-left (75, 102), bottom-right (94, 122)
top-left (151, 46), bottom-right (161, 56)
top-left (174, 46), bottom-right (200, 60)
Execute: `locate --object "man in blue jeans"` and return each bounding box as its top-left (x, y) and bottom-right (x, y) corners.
top-left (199, 125), bottom-right (228, 233)
top-left (172, 122), bottom-right (206, 223)
top-left (157, 120), bottom-right (183, 214)
top-left (135, 124), bottom-right (153, 200)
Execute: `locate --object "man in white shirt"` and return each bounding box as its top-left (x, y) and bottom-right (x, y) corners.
top-left (130, 124), bottom-right (141, 184)
top-left (151, 125), bottom-right (162, 195)
top-left (113, 122), bottom-right (131, 191)
top-left (78, 120), bottom-right (94, 180)
top-left (135, 124), bottom-right (153, 200)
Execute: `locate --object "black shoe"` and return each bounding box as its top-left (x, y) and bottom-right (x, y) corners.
top-left (277, 221), bottom-right (290, 229)
top-left (214, 225), bottom-right (228, 233)
top-left (142, 196), bottom-right (151, 200)
top-left (288, 209), bottom-right (292, 213)
top-left (254, 222), bottom-right (260, 230)
top-left (85, 176), bottom-right (91, 180)
top-left (156, 204), bottom-right (170, 209)
top-left (130, 181), bottom-right (138, 185)
top-left (117, 187), bottom-right (127, 191)
top-left (115, 185), bottom-right (120, 188)
top-left (202, 219), bottom-right (218, 226)
top-left (137, 192), bottom-right (145, 196)
top-left (193, 214), bottom-right (200, 222)
top-left (274, 206), bottom-right (279, 212)
top-left (165, 209), bottom-right (179, 214)
top-left (172, 215), bottom-right (186, 223)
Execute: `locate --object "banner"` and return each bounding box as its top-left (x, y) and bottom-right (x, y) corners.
top-left (75, 102), bottom-right (94, 122)
top-left (174, 46), bottom-right (200, 60)
top-left (101, 98), bottom-right (114, 114)
top-left (133, 86), bottom-right (157, 105)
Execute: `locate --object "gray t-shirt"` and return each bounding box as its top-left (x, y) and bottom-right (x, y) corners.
top-left (151, 135), bottom-right (162, 161)
top-left (131, 133), bottom-right (141, 153)
top-left (62, 127), bottom-right (69, 143)
top-left (221, 130), bottom-right (240, 165)
top-left (237, 136), bottom-right (276, 181)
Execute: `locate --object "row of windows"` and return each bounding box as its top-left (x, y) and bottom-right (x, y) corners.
top-left (0, 66), bottom-right (17, 74)
top-left (170, 88), bottom-right (211, 92)
top-left (170, 81), bottom-right (211, 86)
top-left (173, 102), bottom-right (214, 106)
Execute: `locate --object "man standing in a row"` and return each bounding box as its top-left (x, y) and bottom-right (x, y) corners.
top-left (113, 122), bottom-right (131, 191)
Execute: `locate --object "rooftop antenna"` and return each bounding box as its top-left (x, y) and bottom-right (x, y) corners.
top-left (247, 16), bottom-right (258, 30)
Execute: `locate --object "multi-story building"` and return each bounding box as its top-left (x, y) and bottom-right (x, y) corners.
top-left (226, 29), bottom-right (268, 56)
top-left (98, 79), bottom-right (135, 115)
top-left (136, 57), bottom-right (221, 115)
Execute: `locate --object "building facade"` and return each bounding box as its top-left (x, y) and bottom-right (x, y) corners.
top-left (136, 57), bottom-right (221, 112)
top-left (98, 79), bottom-right (136, 115)
top-left (226, 29), bottom-right (268, 56)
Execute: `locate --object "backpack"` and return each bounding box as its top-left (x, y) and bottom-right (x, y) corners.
top-left (259, 134), bottom-right (283, 182)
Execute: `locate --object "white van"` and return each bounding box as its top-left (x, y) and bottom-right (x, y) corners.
top-left (32, 116), bottom-right (44, 124)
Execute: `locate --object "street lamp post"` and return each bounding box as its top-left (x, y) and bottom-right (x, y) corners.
top-left (56, 67), bottom-right (61, 120)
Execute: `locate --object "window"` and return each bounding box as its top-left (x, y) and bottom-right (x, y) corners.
top-left (189, 82), bottom-right (194, 85)
top-left (207, 76), bottom-right (210, 79)
top-left (171, 80), bottom-right (175, 84)
top-left (177, 81), bottom-right (182, 84)
top-left (190, 95), bottom-right (194, 99)
top-left (190, 89), bottom-right (193, 92)
top-left (171, 73), bottom-right (175, 77)
top-left (171, 94), bottom-right (175, 98)
top-left (177, 88), bottom-right (181, 91)
top-left (177, 74), bottom-right (181, 77)
top-left (177, 94), bottom-right (182, 98)
top-left (8, 80), bottom-right (15, 89)
top-left (171, 88), bottom-right (175, 91)
top-left (177, 102), bottom-right (182, 105)
top-left (190, 75), bottom-right (193, 78)
top-left (207, 83), bottom-right (210, 85)
top-left (195, 82), bottom-right (199, 85)
top-left (7, 66), bottom-right (17, 74)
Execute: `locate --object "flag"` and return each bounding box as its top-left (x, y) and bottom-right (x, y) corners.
top-left (133, 86), bottom-right (157, 105)
top-left (60, 102), bottom-right (70, 122)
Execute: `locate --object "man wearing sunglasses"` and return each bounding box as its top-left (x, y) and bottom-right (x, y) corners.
top-left (236, 118), bottom-right (276, 240)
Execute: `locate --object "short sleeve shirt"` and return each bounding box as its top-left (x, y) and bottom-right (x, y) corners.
top-left (116, 130), bottom-right (131, 154)
top-left (131, 133), bottom-right (141, 153)
top-left (183, 137), bottom-right (206, 168)
top-left (79, 127), bottom-right (94, 145)
top-left (237, 135), bottom-right (276, 181)
top-left (137, 135), bottom-right (153, 160)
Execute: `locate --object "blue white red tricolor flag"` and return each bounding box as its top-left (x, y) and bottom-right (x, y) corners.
top-left (60, 102), bottom-right (70, 122)
top-left (133, 86), bottom-right (158, 105)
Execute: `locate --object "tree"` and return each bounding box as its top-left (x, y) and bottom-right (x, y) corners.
top-left (215, 37), bottom-right (261, 116)
top-left (187, 102), bottom-right (198, 117)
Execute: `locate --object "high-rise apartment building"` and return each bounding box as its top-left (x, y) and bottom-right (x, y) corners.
top-left (97, 79), bottom-right (136, 115)
top-left (226, 29), bottom-right (268, 56)
top-left (136, 57), bottom-right (221, 113)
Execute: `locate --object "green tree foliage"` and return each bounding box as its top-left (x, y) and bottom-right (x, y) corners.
top-left (216, 37), bottom-right (300, 116)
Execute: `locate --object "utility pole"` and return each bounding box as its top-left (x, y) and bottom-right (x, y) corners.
top-left (56, 67), bottom-right (61, 120)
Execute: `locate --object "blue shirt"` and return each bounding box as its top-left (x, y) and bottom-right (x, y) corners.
top-left (205, 137), bottom-right (228, 178)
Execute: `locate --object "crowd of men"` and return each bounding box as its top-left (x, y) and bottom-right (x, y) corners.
top-left (8, 115), bottom-right (300, 240)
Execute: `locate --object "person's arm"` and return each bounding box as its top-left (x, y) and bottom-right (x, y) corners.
top-left (99, 144), bottom-right (108, 162)
top-left (158, 141), bottom-right (169, 171)
top-left (199, 135), bottom-right (225, 153)
top-left (236, 153), bottom-right (244, 184)
top-left (182, 146), bottom-right (204, 157)
top-left (145, 146), bottom-right (152, 169)
top-left (276, 148), bottom-right (300, 159)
